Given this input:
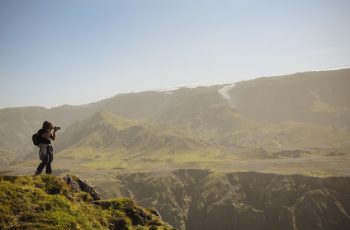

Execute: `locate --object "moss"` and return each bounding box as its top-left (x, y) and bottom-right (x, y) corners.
top-left (42, 175), bottom-right (64, 195)
top-left (0, 175), bottom-right (173, 230)
top-left (38, 195), bottom-right (71, 212)
top-left (76, 191), bottom-right (93, 202)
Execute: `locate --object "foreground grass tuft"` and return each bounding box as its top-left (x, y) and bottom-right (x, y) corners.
top-left (0, 175), bottom-right (174, 230)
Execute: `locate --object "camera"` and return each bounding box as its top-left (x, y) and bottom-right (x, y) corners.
top-left (54, 126), bottom-right (61, 131)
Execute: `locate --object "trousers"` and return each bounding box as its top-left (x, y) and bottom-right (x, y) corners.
top-left (36, 144), bottom-right (54, 174)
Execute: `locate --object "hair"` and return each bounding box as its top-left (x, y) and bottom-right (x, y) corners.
top-left (42, 121), bottom-right (52, 130)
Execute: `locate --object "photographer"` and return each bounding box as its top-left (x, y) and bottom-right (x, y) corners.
top-left (34, 121), bottom-right (60, 175)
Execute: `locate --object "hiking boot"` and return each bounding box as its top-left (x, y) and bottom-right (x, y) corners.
top-left (34, 171), bottom-right (41, 176)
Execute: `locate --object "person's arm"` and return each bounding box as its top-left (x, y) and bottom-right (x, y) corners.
top-left (50, 130), bottom-right (56, 141)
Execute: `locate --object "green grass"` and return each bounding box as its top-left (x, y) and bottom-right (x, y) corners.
top-left (0, 175), bottom-right (173, 230)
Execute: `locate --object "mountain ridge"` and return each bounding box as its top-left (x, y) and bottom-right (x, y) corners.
top-left (0, 69), bottom-right (349, 174)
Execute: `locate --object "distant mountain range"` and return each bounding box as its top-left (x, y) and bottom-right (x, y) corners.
top-left (1, 69), bottom-right (350, 169)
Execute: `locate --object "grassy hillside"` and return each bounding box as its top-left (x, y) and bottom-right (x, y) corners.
top-left (9, 107), bottom-right (346, 174)
top-left (0, 175), bottom-right (173, 230)
top-left (51, 108), bottom-right (350, 171)
top-left (54, 111), bottom-right (220, 171)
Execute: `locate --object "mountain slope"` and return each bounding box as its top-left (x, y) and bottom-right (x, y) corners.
top-left (53, 111), bottom-right (218, 171)
top-left (50, 110), bottom-right (349, 173)
top-left (226, 69), bottom-right (350, 129)
top-left (148, 84), bottom-right (350, 151)
top-left (114, 169), bottom-right (350, 230)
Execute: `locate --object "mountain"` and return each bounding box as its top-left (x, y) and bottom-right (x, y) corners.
top-left (50, 109), bottom-right (349, 174)
top-left (226, 69), bottom-right (350, 129)
top-left (0, 69), bottom-right (349, 174)
top-left (113, 169), bottom-right (350, 230)
top-left (0, 174), bottom-right (174, 230)
top-left (52, 111), bottom-right (218, 171)
top-left (0, 106), bottom-right (96, 166)
top-left (1, 69), bottom-right (350, 230)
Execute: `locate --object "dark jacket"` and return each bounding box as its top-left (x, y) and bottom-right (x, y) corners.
top-left (37, 129), bottom-right (51, 145)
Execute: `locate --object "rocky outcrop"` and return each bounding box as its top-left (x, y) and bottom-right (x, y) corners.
top-left (63, 174), bottom-right (101, 200)
top-left (116, 169), bottom-right (350, 230)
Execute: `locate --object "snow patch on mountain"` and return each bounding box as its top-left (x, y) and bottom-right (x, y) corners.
top-left (155, 87), bottom-right (181, 92)
top-left (218, 83), bottom-right (235, 102)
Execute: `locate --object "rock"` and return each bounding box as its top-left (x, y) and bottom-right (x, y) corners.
top-left (63, 175), bottom-right (80, 191)
top-left (63, 175), bottom-right (101, 200)
top-left (148, 207), bottom-right (162, 218)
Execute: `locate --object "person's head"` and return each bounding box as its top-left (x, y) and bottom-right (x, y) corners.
top-left (42, 121), bottom-right (54, 130)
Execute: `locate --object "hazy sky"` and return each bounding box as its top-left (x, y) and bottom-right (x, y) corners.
top-left (1, 0), bottom-right (349, 108)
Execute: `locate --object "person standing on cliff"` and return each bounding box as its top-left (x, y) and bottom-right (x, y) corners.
top-left (34, 121), bottom-right (60, 175)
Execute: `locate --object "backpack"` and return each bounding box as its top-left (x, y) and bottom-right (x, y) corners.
top-left (32, 132), bottom-right (40, 146)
